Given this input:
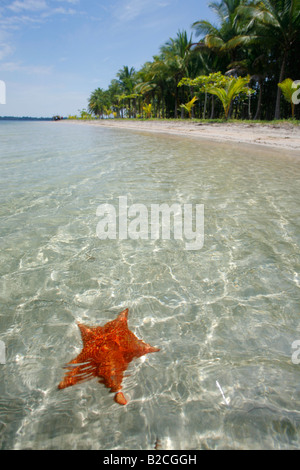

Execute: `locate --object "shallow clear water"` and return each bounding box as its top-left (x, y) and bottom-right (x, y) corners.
top-left (0, 121), bottom-right (300, 450)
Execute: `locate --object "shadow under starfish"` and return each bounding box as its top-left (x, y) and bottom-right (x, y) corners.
top-left (58, 308), bottom-right (160, 405)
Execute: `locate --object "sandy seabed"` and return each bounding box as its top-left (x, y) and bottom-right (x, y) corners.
top-left (63, 119), bottom-right (300, 155)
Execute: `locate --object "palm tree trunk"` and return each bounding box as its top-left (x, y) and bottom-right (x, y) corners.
top-left (180, 85), bottom-right (185, 119)
top-left (210, 95), bottom-right (215, 119)
top-left (190, 86), bottom-right (195, 119)
top-left (174, 84), bottom-right (178, 118)
top-left (174, 77), bottom-right (180, 118)
top-left (203, 92), bottom-right (207, 119)
top-left (160, 85), bottom-right (165, 119)
top-left (227, 101), bottom-right (233, 120)
top-left (248, 87), bottom-right (251, 119)
top-left (274, 52), bottom-right (286, 120)
top-left (248, 96), bottom-right (251, 119)
top-left (151, 91), bottom-right (156, 118)
top-left (254, 80), bottom-right (263, 120)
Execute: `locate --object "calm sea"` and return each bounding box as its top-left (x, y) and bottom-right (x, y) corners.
top-left (0, 121), bottom-right (300, 450)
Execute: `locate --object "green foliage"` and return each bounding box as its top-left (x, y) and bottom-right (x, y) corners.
top-left (79, 109), bottom-right (93, 120)
top-left (206, 75), bottom-right (253, 120)
top-left (233, 0), bottom-right (300, 118)
top-left (142, 103), bottom-right (152, 118)
top-left (180, 96), bottom-right (198, 118)
top-left (85, 1), bottom-right (300, 121)
top-left (179, 72), bottom-right (253, 120)
top-left (88, 88), bottom-right (110, 118)
top-left (278, 78), bottom-right (300, 118)
top-left (178, 72), bottom-right (227, 91)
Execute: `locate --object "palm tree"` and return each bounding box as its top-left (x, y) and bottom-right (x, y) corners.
top-left (160, 30), bottom-right (194, 118)
top-left (226, 47), bottom-right (270, 119)
top-left (192, 0), bottom-right (253, 118)
top-left (88, 88), bottom-right (110, 118)
top-left (117, 66), bottom-right (136, 94)
top-left (278, 78), bottom-right (300, 118)
top-left (206, 75), bottom-right (252, 120)
top-left (180, 96), bottom-right (198, 118)
top-left (142, 103), bottom-right (152, 119)
top-left (135, 60), bottom-right (161, 117)
top-left (178, 72), bottom-right (228, 119)
top-left (147, 56), bottom-right (171, 118)
top-left (86, 0), bottom-right (299, 122)
top-left (117, 66), bottom-right (137, 117)
top-left (107, 79), bottom-right (123, 117)
top-left (192, 0), bottom-right (249, 63)
top-left (233, 0), bottom-right (300, 119)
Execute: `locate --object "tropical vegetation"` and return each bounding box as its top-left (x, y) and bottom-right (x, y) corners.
top-left (80, 0), bottom-right (299, 122)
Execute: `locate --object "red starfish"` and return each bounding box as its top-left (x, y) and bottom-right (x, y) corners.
top-left (58, 308), bottom-right (160, 405)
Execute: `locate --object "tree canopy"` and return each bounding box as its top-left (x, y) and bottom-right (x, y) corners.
top-left (85, 0), bottom-right (300, 121)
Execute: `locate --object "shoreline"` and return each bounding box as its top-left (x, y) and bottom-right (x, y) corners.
top-left (62, 119), bottom-right (300, 154)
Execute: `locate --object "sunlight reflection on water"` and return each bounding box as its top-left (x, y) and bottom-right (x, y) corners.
top-left (0, 121), bottom-right (300, 449)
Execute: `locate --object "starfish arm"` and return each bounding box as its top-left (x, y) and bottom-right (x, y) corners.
top-left (96, 353), bottom-right (127, 392)
top-left (58, 358), bottom-right (98, 389)
top-left (121, 333), bottom-right (160, 361)
top-left (98, 372), bottom-right (124, 393)
top-left (117, 308), bottom-right (129, 321)
top-left (135, 336), bottom-right (160, 355)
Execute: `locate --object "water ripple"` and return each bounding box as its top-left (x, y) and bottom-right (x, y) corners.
top-left (0, 122), bottom-right (300, 449)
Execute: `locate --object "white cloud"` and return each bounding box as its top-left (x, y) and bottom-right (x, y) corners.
top-left (7, 0), bottom-right (80, 12)
top-left (0, 61), bottom-right (52, 74)
top-left (8, 0), bottom-right (48, 13)
top-left (0, 0), bottom-right (80, 30)
top-left (54, 0), bottom-right (79, 3)
top-left (0, 0), bottom-right (80, 81)
top-left (0, 42), bottom-right (14, 60)
top-left (41, 6), bottom-right (77, 17)
top-left (5, 0), bottom-right (79, 16)
top-left (116, 0), bottom-right (152, 22)
top-left (113, 0), bottom-right (169, 22)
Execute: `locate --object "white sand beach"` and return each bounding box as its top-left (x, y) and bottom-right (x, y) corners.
top-left (65, 119), bottom-right (300, 153)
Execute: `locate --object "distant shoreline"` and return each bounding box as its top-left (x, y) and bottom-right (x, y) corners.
top-left (62, 119), bottom-right (300, 153)
top-left (0, 117), bottom-right (54, 121)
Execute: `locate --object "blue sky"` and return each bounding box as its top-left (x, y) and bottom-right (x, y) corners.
top-left (0, 0), bottom-right (215, 117)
